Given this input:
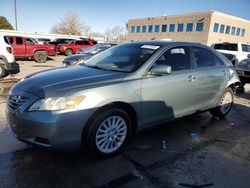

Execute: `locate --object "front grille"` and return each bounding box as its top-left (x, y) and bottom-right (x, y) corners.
top-left (8, 95), bottom-right (27, 109)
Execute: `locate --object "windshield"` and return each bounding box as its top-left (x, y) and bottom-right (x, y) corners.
top-left (84, 43), bottom-right (160, 73)
top-left (81, 46), bottom-right (109, 55)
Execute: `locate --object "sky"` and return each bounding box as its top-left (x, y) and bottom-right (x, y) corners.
top-left (0, 0), bottom-right (250, 33)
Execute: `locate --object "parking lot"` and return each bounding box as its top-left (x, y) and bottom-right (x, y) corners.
top-left (0, 56), bottom-right (249, 188)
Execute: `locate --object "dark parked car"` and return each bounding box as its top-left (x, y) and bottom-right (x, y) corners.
top-left (63, 43), bottom-right (117, 66)
top-left (236, 57), bottom-right (250, 87)
top-left (49, 38), bottom-right (75, 47)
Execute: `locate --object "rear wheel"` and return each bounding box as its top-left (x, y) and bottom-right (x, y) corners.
top-left (210, 87), bottom-right (234, 118)
top-left (65, 49), bottom-right (73, 56)
top-left (84, 108), bottom-right (132, 157)
top-left (34, 51), bottom-right (47, 63)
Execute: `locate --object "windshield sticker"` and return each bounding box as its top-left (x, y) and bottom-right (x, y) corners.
top-left (141, 45), bottom-right (160, 50)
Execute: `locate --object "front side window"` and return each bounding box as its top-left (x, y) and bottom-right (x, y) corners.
top-left (154, 47), bottom-right (191, 71)
top-left (213, 23), bottom-right (219, 32)
top-left (220, 24), bottom-right (225, 33)
top-left (16, 37), bottom-right (23, 45)
top-left (162, 24), bottom-right (167, 32)
top-left (154, 25), bottom-right (160, 32)
top-left (193, 47), bottom-right (215, 68)
top-left (242, 44), bottom-right (250, 52)
top-left (196, 22), bottom-right (204, 32)
top-left (136, 26), bottom-right (140, 33)
top-left (148, 25), bottom-right (153, 33)
top-left (76, 41), bottom-right (84, 45)
top-left (84, 43), bottom-right (160, 73)
top-left (186, 23), bottom-right (193, 32)
top-left (142, 25), bottom-right (147, 33)
top-left (177, 24), bottom-right (184, 32)
top-left (131, 26), bottom-right (135, 33)
top-left (225, 26), bottom-right (231, 34)
top-left (83, 41), bottom-right (90, 45)
top-left (169, 24), bottom-right (175, 32)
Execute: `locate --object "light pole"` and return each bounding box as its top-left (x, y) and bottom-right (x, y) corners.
top-left (14, 0), bottom-right (18, 30)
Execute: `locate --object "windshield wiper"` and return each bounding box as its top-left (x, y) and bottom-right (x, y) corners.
top-left (85, 65), bottom-right (103, 70)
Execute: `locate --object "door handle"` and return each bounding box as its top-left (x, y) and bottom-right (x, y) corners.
top-left (187, 75), bottom-right (195, 82)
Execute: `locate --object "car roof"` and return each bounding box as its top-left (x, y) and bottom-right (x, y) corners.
top-left (127, 41), bottom-right (208, 48)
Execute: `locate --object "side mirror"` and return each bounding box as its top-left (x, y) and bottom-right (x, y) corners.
top-left (150, 65), bottom-right (172, 75)
top-left (247, 54), bottom-right (250, 58)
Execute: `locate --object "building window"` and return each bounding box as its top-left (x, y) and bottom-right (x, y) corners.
top-left (241, 29), bottom-right (245, 37)
top-left (162, 24), bottom-right (167, 32)
top-left (196, 22), bottom-right (204, 32)
top-left (231, 27), bottom-right (236, 35)
top-left (142, 25), bottom-right (147, 33)
top-left (186, 23), bottom-right (193, 32)
top-left (148, 25), bottom-right (153, 33)
top-left (177, 23), bottom-right (184, 32)
top-left (213, 23), bottom-right (219, 32)
top-left (155, 25), bottom-right (160, 32)
top-left (136, 26), bottom-right (140, 33)
top-left (236, 28), bottom-right (241, 36)
top-left (131, 26), bottom-right (135, 33)
top-left (220, 24), bottom-right (225, 33)
top-left (225, 26), bottom-right (230, 34)
top-left (169, 24), bottom-right (175, 32)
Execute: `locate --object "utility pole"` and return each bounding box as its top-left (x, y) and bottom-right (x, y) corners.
top-left (14, 0), bottom-right (18, 30)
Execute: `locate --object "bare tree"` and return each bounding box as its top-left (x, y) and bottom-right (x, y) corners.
top-left (105, 26), bottom-right (126, 43)
top-left (50, 11), bottom-right (91, 36)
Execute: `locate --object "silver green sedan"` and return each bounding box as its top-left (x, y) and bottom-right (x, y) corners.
top-left (6, 41), bottom-right (240, 157)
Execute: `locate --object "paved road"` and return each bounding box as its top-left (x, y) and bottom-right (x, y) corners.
top-left (0, 67), bottom-right (250, 187)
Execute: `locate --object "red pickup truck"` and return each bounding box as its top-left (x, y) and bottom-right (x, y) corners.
top-left (57, 39), bottom-right (96, 56)
top-left (7, 36), bottom-right (56, 63)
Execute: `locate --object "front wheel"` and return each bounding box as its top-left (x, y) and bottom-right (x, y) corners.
top-left (84, 108), bottom-right (132, 157)
top-left (34, 51), bottom-right (47, 63)
top-left (210, 87), bottom-right (234, 118)
top-left (65, 49), bottom-right (73, 56)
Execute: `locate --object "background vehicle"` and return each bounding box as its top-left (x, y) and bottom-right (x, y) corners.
top-left (63, 43), bottom-right (116, 66)
top-left (6, 36), bottom-right (56, 63)
top-left (57, 39), bottom-right (96, 56)
top-left (212, 42), bottom-right (250, 65)
top-left (0, 35), bottom-right (19, 78)
top-left (236, 57), bottom-right (250, 87)
top-left (6, 41), bottom-right (240, 157)
top-left (49, 38), bottom-right (75, 47)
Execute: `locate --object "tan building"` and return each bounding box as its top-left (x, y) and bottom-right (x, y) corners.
top-left (127, 11), bottom-right (250, 46)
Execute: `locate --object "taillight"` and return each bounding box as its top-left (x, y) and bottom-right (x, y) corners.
top-left (6, 47), bottom-right (12, 54)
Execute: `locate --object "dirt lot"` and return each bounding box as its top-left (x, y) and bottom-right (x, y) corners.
top-left (0, 57), bottom-right (250, 188)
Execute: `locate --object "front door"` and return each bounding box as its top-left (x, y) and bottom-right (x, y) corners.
top-left (141, 46), bottom-right (196, 126)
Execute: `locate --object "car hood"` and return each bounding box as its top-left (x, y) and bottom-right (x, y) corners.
top-left (15, 66), bottom-right (126, 98)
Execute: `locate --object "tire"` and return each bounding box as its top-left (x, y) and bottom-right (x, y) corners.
top-left (210, 87), bottom-right (234, 118)
top-left (0, 64), bottom-right (7, 79)
top-left (34, 51), bottom-right (47, 63)
top-left (84, 108), bottom-right (132, 157)
top-left (65, 49), bottom-right (73, 56)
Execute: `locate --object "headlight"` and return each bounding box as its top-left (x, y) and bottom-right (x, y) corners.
top-left (239, 60), bottom-right (248, 66)
top-left (28, 96), bottom-right (85, 111)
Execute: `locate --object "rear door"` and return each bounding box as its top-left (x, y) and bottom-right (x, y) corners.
top-left (191, 46), bottom-right (228, 111)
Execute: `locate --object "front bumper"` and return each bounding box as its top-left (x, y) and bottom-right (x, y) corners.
top-left (236, 67), bottom-right (250, 83)
top-left (6, 87), bottom-right (94, 150)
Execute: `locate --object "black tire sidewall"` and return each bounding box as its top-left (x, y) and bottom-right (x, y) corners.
top-left (65, 49), bottom-right (73, 56)
top-left (84, 108), bottom-right (132, 157)
top-left (0, 64), bottom-right (6, 78)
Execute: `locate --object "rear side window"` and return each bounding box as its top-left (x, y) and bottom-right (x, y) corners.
top-left (76, 41), bottom-right (84, 45)
top-left (4, 36), bottom-right (10, 44)
top-left (16, 37), bottom-right (23, 45)
top-left (193, 47), bottom-right (215, 68)
top-left (8, 37), bottom-right (13, 44)
top-left (155, 47), bottom-right (191, 71)
top-left (213, 43), bottom-right (238, 51)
